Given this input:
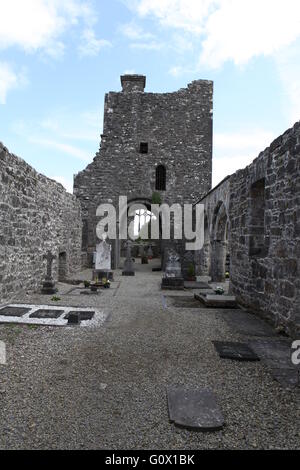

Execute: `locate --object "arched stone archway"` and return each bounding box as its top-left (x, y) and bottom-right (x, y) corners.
top-left (195, 212), bottom-right (211, 276)
top-left (116, 197), bottom-right (162, 268)
top-left (210, 202), bottom-right (229, 282)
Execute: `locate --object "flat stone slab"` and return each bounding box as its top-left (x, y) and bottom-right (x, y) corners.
top-left (249, 339), bottom-right (299, 388)
top-left (0, 304), bottom-right (106, 327)
top-left (0, 306), bottom-right (31, 317)
top-left (195, 294), bottom-right (237, 308)
top-left (224, 311), bottom-right (276, 337)
top-left (30, 309), bottom-right (65, 319)
top-left (65, 310), bottom-right (95, 321)
top-left (213, 341), bottom-right (259, 361)
top-left (249, 339), bottom-right (295, 369)
top-left (167, 387), bottom-right (225, 431)
top-left (270, 369), bottom-right (300, 388)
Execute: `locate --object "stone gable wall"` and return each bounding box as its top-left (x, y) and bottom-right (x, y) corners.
top-left (74, 77), bottom-right (213, 264)
top-left (0, 143), bottom-right (82, 303)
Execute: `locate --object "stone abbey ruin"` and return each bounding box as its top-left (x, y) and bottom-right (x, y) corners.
top-left (0, 74), bottom-right (299, 336)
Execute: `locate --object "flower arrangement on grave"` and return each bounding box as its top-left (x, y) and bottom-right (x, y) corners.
top-left (215, 286), bottom-right (225, 295)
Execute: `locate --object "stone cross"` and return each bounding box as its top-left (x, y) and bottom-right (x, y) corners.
top-left (44, 251), bottom-right (56, 280)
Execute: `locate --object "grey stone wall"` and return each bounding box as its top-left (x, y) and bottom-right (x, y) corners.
top-left (197, 122), bottom-right (300, 336)
top-left (74, 75), bottom-right (213, 266)
top-left (0, 143), bottom-right (82, 303)
top-left (229, 122), bottom-right (300, 336)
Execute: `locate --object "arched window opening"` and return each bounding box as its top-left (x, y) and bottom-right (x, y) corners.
top-left (155, 165), bottom-right (166, 191)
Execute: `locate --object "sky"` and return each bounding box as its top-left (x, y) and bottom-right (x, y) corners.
top-left (0, 0), bottom-right (300, 193)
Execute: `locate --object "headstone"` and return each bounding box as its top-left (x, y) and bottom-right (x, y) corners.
top-left (122, 241), bottom-right (135, 276)
top-left (167, 387), bottom-right (225, 431)
top-left (94, 238), bottom-right (113, 280)
top-left (213, 341), bottom-right (259, 361)
top-left (41, 251), bottom-right (58, 295)
top-left (95, 239), bottom-right (111, 271)
top-left (140, 245), bottom-right (148, 264)
top-left (147, 245), bottom-right (154, 259)
top-left (161, 249), bottom-right (184, 290)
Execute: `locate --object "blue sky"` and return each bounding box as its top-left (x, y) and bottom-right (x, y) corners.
top-left (0, 0), bottom-right (300, 192)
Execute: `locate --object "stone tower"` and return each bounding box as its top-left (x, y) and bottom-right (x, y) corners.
top-left (74, 74), bottom-right (213, 267)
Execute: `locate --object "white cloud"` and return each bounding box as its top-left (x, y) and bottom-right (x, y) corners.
top-left (13, 108), bottom-right (100, 163)
top-left (132, 0), bottom-right (214, 34)
top-left (200, 0), bottom-right (300, 68)
top-left (212, 129), bottom-right (276, 186)
top-left (52, 175), bottom-right (74, 193)
top-left (40, 109), bottom-right (102, 141)
top-left (0, 0), bottom-right (95, 56)
top-left (129, 0), bottom-right (300, 126)
top-left (28, 136), bottom-right (91, 162)
top-left (0, 62), bottom-right (27, 104)
top-left (130, 41), bottom-right (162, 50)
top-left (130, 0), bottom-right (300, 68)
top-left (275, 41), bottom-right (300, 125)
top-left (169, 66), bottom-right (185, 77)
top-left (78, 29), bottom-right (112, 57)
top-left (123, 69), bottom-right (136, 75)
top-left (120, 21), bottom-right (154, 40)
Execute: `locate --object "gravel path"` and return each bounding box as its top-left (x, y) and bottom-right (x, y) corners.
top-left (0, 262), bottom-right (299, 450)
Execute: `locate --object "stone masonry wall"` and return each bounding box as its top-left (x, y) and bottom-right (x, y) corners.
top-left (0, 143), bottom-right (82, 303)
top-left (198, 121), bottom-right (300, 336)
top-left (229, 122), bottom-right (300, 336)
top-left (74, 75), bottom-right (213, 266)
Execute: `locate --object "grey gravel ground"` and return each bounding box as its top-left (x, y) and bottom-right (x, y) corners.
top-left (0, 261), bottom-right (299, 450)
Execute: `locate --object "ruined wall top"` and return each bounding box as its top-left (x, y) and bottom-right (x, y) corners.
top-left (121, 74), bottom-right (146, 93)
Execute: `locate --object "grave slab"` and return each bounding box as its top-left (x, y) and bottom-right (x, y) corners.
top-left (213, 341), bottom-right (259, 361)
top-left (224, 311), bottom-right (276, 337)
top-left (65, 311), bottom-right (95, 321)
top-left (0, 306), bottom-right (31, 317)
top-left (0, 304), bottom-right (106, 327)
top-left (249, 339), bottom-right (294, 368)
top-left (67, 312), bottom-right (80, 325)
top-left (195, 294), bottom-right (237, 308)
top-left (161, 278), bottom-right (184, 290)
top-left (249, 339), bottom-right (299, 388)
top-left (167, 387), bottom-right (225, 431)
top-left (270, 369), bottom-right (300, 388)
top-left (30, 309), bottom-right (65, 319)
